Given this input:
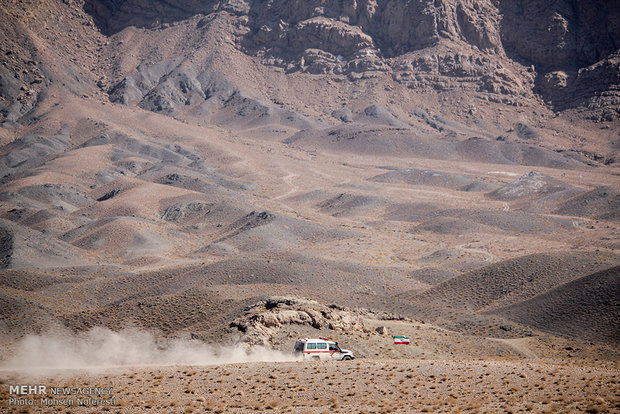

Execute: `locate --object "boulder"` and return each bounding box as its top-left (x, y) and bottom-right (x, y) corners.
top-left (375, 326), bottom-right (389, 335)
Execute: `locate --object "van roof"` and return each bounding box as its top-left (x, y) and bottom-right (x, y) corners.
top-left (296, 337), bottom-right (334, 343)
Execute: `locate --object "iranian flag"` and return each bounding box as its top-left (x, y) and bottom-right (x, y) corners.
top-left (393, 336), bottom-right (410, 345)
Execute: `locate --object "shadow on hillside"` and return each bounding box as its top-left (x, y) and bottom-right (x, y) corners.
top-left (83, 0), bottom-right (213, 35)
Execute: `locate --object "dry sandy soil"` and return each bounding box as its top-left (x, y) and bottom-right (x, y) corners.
top-left (2, 357), bottom-right (619, 413)
top-left (1, 316), bottom-right (619, 413)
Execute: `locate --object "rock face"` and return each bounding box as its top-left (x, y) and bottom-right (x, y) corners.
top-left (84, 0), bottom-right (217, 34)
top-left (230, 296), bottom-right (366, 346)
top-left (81, 0), bottom-right (619, 120)
top-left (229, 296), bottom-right (409, 346)
top-left (499, 0), bottom-right (620, 120)
top-left (242, 0), bottom-right (509, 96)
top-left (499, 0), bottom-right (619, 69)
top-left (87, 0), bottom-right (502, 54)
top-left (1, 1), bottom-right (616, 124)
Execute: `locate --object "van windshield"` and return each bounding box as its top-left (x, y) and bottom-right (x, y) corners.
top-left (329, 343), bottom-right (340, 352)
top-left (294, 342), bottom-right (304, 353)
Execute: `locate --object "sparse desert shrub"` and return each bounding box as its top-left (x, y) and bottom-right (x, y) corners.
top-left (265, 400), bottom-right (281, 409)
top-left (330, 397), bottom-right (341, 409)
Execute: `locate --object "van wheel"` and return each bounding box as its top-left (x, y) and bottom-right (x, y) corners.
top-left (342, 356), bottom-right (352, 361)
top-left (312, 356), bottom-right (320, 361)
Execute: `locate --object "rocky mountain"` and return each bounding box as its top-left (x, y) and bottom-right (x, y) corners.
top-left (2, 0), bottom-right (617, 127)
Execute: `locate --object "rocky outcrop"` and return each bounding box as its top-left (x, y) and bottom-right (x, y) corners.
top-left (230, 297), bottom-right (366, 345)
top-left (487, 171), bottom-right (581, 201)
top-left (85, 0), bottom-right (503, 54)
top-left (243, 0), bottom-right (504, 81)
top-left (499, 0), bottom-right (620, 119)
top-left (243, 0), bottom-right (501, 55)
top-left (230, 296), bottom-right (410, 346)
top-left (84, 0), bottom-right (215, 34)
top-left (499, 0), bottom-right (619, 70)
top-left (538, 53), bottom-right (620, 121)
top-left (84, 0), bottom-right (620, 118)
top-left (230, 297), bottom-right (364, 345)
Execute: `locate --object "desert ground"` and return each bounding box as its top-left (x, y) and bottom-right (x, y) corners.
top-left (2, 357), bottom-right (619, 413)
top-left (1, 316), bottom-right (619, 413)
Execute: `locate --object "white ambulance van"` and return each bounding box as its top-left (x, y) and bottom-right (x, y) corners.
top-left (293, 337), bottom-right (355, 361)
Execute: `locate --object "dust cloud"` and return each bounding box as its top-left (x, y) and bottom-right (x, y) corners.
top-left (1, 327), bottom-right (298, 372)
